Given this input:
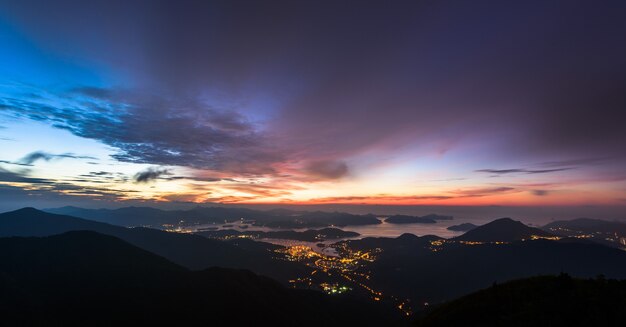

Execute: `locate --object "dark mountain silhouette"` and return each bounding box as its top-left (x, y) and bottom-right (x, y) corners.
top-left (414, 275), bottom-right (626, 327)
top-left (0, 208), bottom-right (308, 283)
top-left (544, 218), bottom-right (626, 234)
top-left (453, 218), bottom-right (554, 242)
top-left (45, 205), bottom-right (382, 228)
top-left (197, 227), bottom-right (360, 242)
top-left (447, 223), bottom-right (477, 232)
top-left (386, 215), bottom-right (437, 224)
top-left (543, 218), bottom-right (626, 248)
top-left (46, 205), bottom-right (174, 226)
top-left (0, 231), bottom-right (393, 326)
top-left (338, 233), bottom-right (442, 255)
top-left (365, 237), bottom-right (626, 304)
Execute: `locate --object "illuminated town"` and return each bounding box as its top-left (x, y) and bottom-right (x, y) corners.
top-left (275, 243), bottom-right (412, 315)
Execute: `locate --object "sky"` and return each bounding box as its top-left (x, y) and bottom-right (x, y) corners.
top-left (1, 0), bottom-right (626, 215)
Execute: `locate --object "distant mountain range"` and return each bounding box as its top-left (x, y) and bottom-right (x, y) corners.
top-left (0, 208), bottom-right (308, 283)
top-left (44, 205), bottom-right (382, 228)
top-left (415, 274), bottom-right (626, 327)
top-left (0, 231), bottom-right (391, 326)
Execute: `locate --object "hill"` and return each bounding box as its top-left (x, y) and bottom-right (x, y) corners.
top-left (543, 218), bottom-right (626, 249)
top-left (365, 238), bottom-right (626, 304)
top-left (544, 218), bottom-right (626, 234)
top-left (0, 231), bottom-right (393, 326)
top-left (446, 223), bottom-right (477, 232)
top-left (414, 275), bottom-right (626, 327)
top-left (454, 218), bottom-right (555, 242)
top-left (336, 233), bottom-right (442, 255)
top-left (0, 208), bottom-right (308, 283)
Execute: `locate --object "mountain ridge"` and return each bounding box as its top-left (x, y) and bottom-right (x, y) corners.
top-left (0, 207), bottom-right (309, 283)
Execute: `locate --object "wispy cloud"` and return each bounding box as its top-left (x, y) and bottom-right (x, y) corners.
top-left (17, 151), bottom-right (97, 165)
top-left (450, 186), bottom-right (518, 197)
top-left (0, 167), bottom-right (55, 184)
top-left (134, 167), bottom-right (171, 183)
top-left (309, 195), bottom-right (454, 203)
top-left (476, 168), bottom-right (572, 175)
top-left (2, 92), bottom-right (284, 175)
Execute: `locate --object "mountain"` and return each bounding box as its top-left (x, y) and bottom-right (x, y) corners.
top-left (543, 217), bottom-right (626, 234)
top-left (336, 233), bottom-right (442, 251)
top-left (337, 233), bottom-right (442, 255)
top-left (386, 215), bottom-right (437, 224)
top-left (365, 238), bottom-right (626, 304)
top-left (0, 231), bottom-right (393, 326)
top-left (543, 218), bottom-right (626, 249)
top-left (44, 205), bottom-right (173, 226)
top-left (453, 218), bottom-right (555, 242)
top-left (415, 275), bottom-right (626, 327)
top-left (0, 208), bottom-right (308, 283)
top-left (45, 205), bottom-right (382, 228)
top-left (446, 223), bottom-right (477, 232)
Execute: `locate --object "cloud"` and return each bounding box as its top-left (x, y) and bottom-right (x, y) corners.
top-left (309, 195), bottom-right (454, 203)
top-left (3, 1), bottom-right (624, 162)
top-left (532, 190), bottom-right (549, 196)
top-left (0, 167), bottom-right (135, 202)
top-left (476, 168), bottom-right (572, 175)
top-left (0, 160), bottom-right (31, 167)
top-left (17, 151), bottom-right (97, 165)
top-left (1, 93), bottom-right (284, 175)
top-left (451, 187), bottom-right (518, 197)
top-left (0, 167), bottom-right (55, 184)
top-left (308, 187), bottom-right (520, 204)
top-left (87, 171), bottom-right (113, 176)
top-left (304, 160), bottom-right (349, 180)
top-left (134, 167), bottom-right (171, 183)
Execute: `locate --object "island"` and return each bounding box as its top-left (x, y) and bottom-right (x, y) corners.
top-left (447, 223), bottom-right (478, 232)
